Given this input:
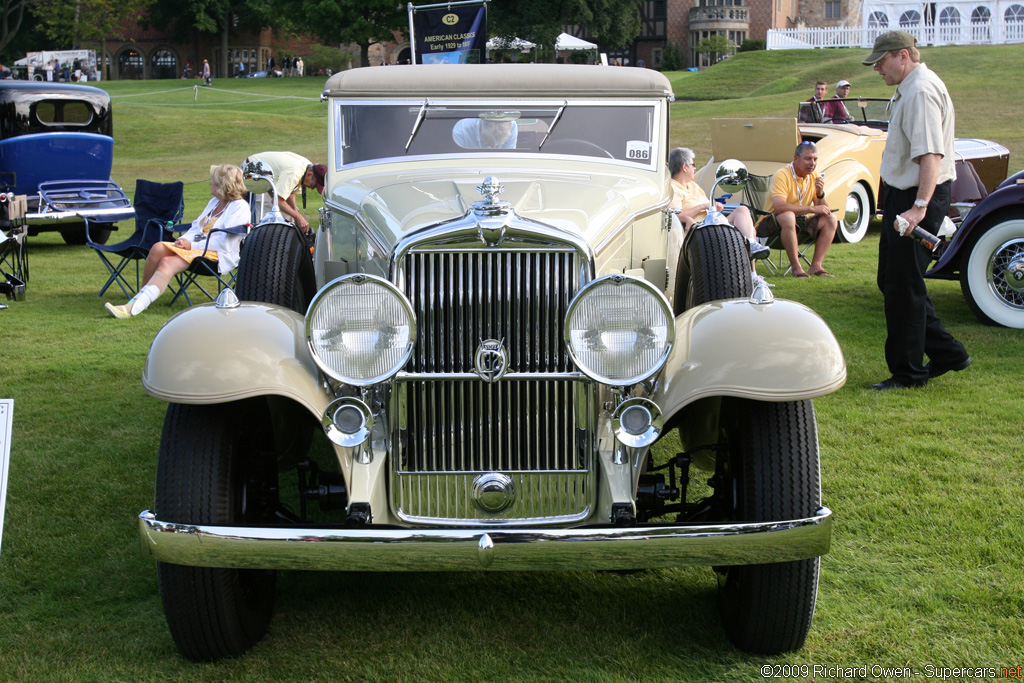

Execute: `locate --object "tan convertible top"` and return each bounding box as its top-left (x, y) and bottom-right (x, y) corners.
top-left (323, 63), bottom-right (674, 100)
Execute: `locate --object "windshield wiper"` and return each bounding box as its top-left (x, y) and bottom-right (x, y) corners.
top-left (405, 100), bottom-right (428, 152)
top-left (538, 100), bottom-right (568, 150)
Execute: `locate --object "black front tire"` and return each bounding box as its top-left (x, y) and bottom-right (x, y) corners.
top-left (63, 223), bottom-right (112, 245)
top-left (716, 398), bottom-right (822, 654)
top-left (155, 401), bottom-right (279, 661)
top-left (235, 223), bottom-right (316, 313)
top-left (675, 224), bottom-right (751, 315)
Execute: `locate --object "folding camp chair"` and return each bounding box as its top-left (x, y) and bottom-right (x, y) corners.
top-left (168, 222), bottom-right (251, 306)
top-left (1, 225), bottom-right (27, 304)
top-left (88, 179), bottom-right (185, 298)
top-left (739, 173), bottom-right (815, 276)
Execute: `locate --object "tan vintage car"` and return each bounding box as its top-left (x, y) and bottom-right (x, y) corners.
top-left (137, 64), bottom-right (846, 661)
top-left (694, 99), bottom-right (1009, 244)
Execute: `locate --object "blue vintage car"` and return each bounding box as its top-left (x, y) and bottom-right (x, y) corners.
top-left (0, 81), bottom-right (133, 244)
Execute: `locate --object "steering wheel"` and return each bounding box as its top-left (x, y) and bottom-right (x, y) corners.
top-left (542, 138), bottom-right (614, 159)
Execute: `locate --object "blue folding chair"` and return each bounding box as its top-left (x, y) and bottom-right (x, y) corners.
top-left (88, 179), bottom-right (184, 298)
top-left (168, 222), bottom-right (252, 306)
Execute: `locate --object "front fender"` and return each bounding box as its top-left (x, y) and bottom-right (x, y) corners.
top-left (927, 177), bottom-right (1024, 279)
top-left (142, 302), bottom-right (331, 415)
top-left (652, 298), bottom-right (846, 418)
top-left (820, 158), bottom-right (876, 212)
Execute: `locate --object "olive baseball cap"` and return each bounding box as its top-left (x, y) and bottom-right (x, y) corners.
top-left (862, 30), bottom-right (917, 65)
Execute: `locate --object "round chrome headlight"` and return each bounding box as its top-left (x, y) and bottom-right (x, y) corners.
top-left (306, 274), bottom-right (416, 386)
top-left (564, 275), bottom-right (674, 386)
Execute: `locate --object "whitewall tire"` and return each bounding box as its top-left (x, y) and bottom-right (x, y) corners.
top-left (837, 183), bottom-right (871, 243)
top-left (960, 215), bottom-right (1024, 328)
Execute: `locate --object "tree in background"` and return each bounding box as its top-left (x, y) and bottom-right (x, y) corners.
top-left (659, 40), bottom-right (686, 71)
top-left (143, 0), bottom-right (274, 78)
top-left (303, 43), bottom-right (356, 76)
top-left (694, 34), bottom-right (734, 67)
top-left (278, 0), bottom-right (405, 68)
top-left (2, 0), bottom-right (34, 55)
top-left (489, 0), bottom-right (641, 62)
top-left (31, 0), bottom-right (154, 79)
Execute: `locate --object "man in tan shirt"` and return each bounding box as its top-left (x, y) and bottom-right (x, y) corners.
top-left (863, 30), bottom-right (970, 390)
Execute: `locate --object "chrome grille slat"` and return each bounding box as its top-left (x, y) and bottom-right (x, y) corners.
top-left (394, 246), bottom-right (592, 525)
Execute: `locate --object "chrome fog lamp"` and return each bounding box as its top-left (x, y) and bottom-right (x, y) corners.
top-left (306, 274), bottom-right (416, 386)
top-left (565, 274), bottom-right (674, 386)
top-left (612, 397), bottom-right (663, 448)
top-left (322, 397), bottom-right (373, 447)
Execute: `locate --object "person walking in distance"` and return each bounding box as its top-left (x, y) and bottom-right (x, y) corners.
top-left (863, 30), bottom-right (971, 390)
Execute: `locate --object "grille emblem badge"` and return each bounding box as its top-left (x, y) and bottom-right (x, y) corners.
top-left (472, 473), bottom-right (516, 514)
top-left (474, 339), bottom-right (508, 383)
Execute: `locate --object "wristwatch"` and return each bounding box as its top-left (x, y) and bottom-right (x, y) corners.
top-left (913, 198), bottom-right (928, 209)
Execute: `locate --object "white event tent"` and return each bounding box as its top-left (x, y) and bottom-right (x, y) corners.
top-left (555, 32), bottom-right (598, 51)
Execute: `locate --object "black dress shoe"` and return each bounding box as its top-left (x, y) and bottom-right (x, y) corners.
top-left (871, 377), bottom-right (928, 391)
top-left (925, 355), bottom-right (972, 379)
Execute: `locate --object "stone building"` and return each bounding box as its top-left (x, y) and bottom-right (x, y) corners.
top-left (588, 0), bottom-right (861, 69)
top-left (85, 23), bottom-right (322, 80)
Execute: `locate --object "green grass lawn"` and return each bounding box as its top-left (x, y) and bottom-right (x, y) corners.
top-left (1, 50), bottom-right (1023, 681)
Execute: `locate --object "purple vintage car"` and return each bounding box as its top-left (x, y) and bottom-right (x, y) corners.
top-left (926, 165), bottom-right (1024, 328)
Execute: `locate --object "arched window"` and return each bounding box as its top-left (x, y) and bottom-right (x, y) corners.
top-left (151, 49), bottom-right (177, 80)
top-left (970, 6), bottom-right (991, 41)
top-left (899, 10), bottom-right (922, 27)
top-left (118, 49), bottom-right (144, 80)
top-left (938, 7), bottom-right (961, 41)
top-left (868, 11), bottom-right (889, 27)
top-left (1006, 3), bottom-right (1024, 40)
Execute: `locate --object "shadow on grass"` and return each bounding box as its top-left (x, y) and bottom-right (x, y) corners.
top-left (259, 568), bottom-right (751, 678)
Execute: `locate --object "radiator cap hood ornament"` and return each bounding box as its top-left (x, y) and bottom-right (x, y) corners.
top-left (473, 175), bottom-right (511, 246)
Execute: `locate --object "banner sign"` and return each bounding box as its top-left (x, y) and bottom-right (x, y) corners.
top-left (411, 1), bottom-right (488, 64)
top-left (0, 400), bottom-right (12, 560)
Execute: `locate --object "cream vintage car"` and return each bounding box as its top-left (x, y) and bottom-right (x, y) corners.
top-left (694, 99), bottom-right (1009, 244)
top-left (137, 64), bottom-right (846, 661)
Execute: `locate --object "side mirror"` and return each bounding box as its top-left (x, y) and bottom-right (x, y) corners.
top-left (714, 159), bottom-right (749, 192)
top-left (242, 159), bottom-right (275, 195)
top-left (242, 159), bottom-right (287, 225)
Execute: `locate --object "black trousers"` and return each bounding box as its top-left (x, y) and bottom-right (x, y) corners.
top-left (878, 181), bottom-right (967, 382)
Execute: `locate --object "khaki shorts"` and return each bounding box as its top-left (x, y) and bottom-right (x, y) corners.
top-left (754, 213), bottom-right (824, 238)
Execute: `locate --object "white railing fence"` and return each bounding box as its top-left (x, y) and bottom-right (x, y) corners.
top-left (767, 19), bottom-right (1024, 49)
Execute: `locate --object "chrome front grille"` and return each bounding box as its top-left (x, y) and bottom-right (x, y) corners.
top-left (392, 247), bottom-right (595, 526)
top-left (403, 250), bottom-right (579, 374)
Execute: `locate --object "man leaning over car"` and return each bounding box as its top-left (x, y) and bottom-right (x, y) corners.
top-left (243, 151), bottom-right (326, 232)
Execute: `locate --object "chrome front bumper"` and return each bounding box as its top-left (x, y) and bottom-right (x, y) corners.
top-left (24, 205), bottom-right (135, 227)
top-left (138, 507), bottom-right (832, 571)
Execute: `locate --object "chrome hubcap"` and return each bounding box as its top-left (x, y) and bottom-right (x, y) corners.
top-left (844, 192), bottom-right (863, 229)
top-left (987, 237), bottom-right (1024, 309)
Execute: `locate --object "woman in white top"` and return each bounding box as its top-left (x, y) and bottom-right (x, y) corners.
top-left (105, 164), bottom-right (250, 318)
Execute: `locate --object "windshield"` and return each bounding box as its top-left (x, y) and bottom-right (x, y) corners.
top-left (796, 98), bottom-right (892, 129)
top-left (334, 100), bottom-right (658, 168)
